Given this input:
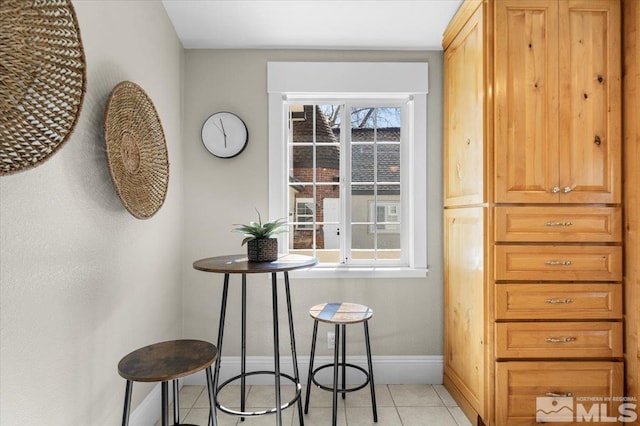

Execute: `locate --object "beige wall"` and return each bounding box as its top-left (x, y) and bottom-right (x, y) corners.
top-left (183, 50), bottom-right (443, 358)
top-left (0, 1), bottom-right (184, 424)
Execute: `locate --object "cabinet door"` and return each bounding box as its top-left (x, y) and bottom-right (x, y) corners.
top-left (444, 6), bottom-right (484, 207)
top-left (496, 361), bottom-right (624, 426)
top-left (444, 207), bottom-right (485, 418)
top-left (558, 0), bottom-right (621, 203)
top-left (495, 0), bottom-right (559, 203)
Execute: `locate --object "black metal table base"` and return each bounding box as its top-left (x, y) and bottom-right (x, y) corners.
top-left (211, 272), bottom-right (304, 426)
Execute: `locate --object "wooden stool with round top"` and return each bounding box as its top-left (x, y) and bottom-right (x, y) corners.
top-left (118, 339), bottom-right (218, 426)
top-left (304, 302), bottom-right (377, 425)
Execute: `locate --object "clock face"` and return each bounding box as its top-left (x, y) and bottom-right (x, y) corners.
top-left (201, 112), bottom-right (248, 158)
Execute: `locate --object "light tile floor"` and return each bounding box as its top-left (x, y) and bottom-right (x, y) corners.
top-left (157, 384), bottom-right (472, 426)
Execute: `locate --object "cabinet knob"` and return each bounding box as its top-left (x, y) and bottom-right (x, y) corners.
top-left (545, 337), bottom-right (577, 344)
top-left (545, 260), bottom-right (573, 266)
top-left (545, 298), bottom-right (573, 304)
top-left (544, 221), bottom-right (573, 227)
top-left (563, 186), bottom-right (573, 193)
top-left (552, 186), bottom-right (561, 193)
top-left (546, 392), bottom-right (574, 398)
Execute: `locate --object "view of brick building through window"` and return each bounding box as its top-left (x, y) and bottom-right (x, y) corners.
top-left (289, 104), bottom-right (401, 258)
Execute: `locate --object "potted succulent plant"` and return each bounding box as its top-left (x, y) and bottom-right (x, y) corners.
top-left (233, 210), bottom-right (288, 262)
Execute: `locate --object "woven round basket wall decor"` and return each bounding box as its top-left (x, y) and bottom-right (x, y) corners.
top-left (0, 0), bottom-right (87, 176)
top-left (103, 81), bottom-right (169, 220)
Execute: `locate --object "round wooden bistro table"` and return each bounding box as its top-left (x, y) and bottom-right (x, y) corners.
top-left (193, 254), bottom-right (317, 426)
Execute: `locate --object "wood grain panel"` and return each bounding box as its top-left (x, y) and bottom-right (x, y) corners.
top-left (495, 283), bottom-right (622, 320)
top-left (444, 7), bottom-right (485, 206)
top-left (496, 361), bottom-right (624, 426)
top-left (495, 0), bottom-right (559, 203)
top-left (444, 207), bottom-right (486, 418)
top-left (559, 0), bottom-right (621, 203)
top-left (495, 321), bottom-right (623, 359)
top-left (495, 206), bottom-right (622, 242)
top-left (495, 245), bottom-right (622, 281)
top-left (623, 0), bottom-right (640, 421)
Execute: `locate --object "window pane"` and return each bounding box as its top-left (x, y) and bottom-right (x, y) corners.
top-left (351, 224), bottom-right (374, 251)
top-left (351, 185), bottom-right (373, 223)
top-left (291, 104), bottom-right (338, 142)
top-left (351, 144), bottom-right (373, 183)
top-left (377, 144), bottom-right (400, 183)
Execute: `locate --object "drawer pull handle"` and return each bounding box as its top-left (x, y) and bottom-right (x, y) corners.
top-left (545, 337), bottom-right (577, 344)
top-left (545, 260), bottom-right (573, 266)
top-left (563, 186), bottom-right (573, 193)
top-left (546, 392), bottom-right (574, 398)
top-left (545, 221), bottom-right (573, 227)
top-left (545, 298), bottom-right (573, 304)
top-left (552, 186), bottom-right (561, 193)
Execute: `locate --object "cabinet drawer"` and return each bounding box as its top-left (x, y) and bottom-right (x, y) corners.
top-left (495, 283), bottom-right (622, 320)
top-left (495, 245), bottom-right (622, 282)
top-left (495, 322), bottom-right (623, 359)
top-left (495, 206), bottom-right (622, 243)
top-left (496, 361), bottom-right (624, 426)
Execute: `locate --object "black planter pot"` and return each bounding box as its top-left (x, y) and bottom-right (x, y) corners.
top-left (247, 238), bottom-right (278, 262)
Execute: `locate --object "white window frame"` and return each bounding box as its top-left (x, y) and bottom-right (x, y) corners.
top-left (268, 62), bottom-right (428, 278)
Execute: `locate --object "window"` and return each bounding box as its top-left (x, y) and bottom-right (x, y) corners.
top-left (268, 62), bottom-right (428, 276)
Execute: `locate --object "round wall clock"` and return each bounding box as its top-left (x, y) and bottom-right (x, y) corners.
top-left (201, 112), bottom-right (248, 158)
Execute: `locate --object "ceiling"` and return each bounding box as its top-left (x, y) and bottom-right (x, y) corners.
top-left (161, 0), bottom-right (463, 51)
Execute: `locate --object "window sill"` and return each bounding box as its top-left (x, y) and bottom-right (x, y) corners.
top-left (287, 266), bottom-right (428, 279)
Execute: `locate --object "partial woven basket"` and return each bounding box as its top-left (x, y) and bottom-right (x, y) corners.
top-left (103, 81), bottom-right (169, 220)
top-left (0, 0), bottom-right (86, 176)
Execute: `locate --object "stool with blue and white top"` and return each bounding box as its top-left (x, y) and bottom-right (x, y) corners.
top-left (304, 302), bottom-right (377, 425)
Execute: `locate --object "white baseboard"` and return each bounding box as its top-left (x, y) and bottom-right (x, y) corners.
top-left (130, 355), bottom-right (443, 425)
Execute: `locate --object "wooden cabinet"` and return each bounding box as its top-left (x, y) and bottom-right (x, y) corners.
top-left (496, 361), bottom-right (624, 425)
top-left (443, 1), bottom-right (485, 207)
top-left (494, 0), bottom-right (621, 204)
top-left (443, 207), bottom-right (487, 420)
top-left (443, 1), bottom-right (624, 425)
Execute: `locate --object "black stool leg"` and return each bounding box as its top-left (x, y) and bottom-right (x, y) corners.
top-left (341, 324), bottom-right (346, 400)
top-left (206, 366), bottom-right (218, 426)
top-left (332, 324), bottom-right (340, 426)
top-left (173, 379), bottom-right (180, 425)
top-left (364, 322), bottom-right (378, 422)
top-left (122, 380), bottom-right (133, 426)
top-left (161, 381), bottom-right (169, 426)
top-left (241, 273), bottom-right (247, 421)
top-left (305, 320), bottom-right (319, 414)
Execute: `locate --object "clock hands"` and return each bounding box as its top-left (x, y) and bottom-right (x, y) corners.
top-left (219, 118), bottom-right (227, 148)
top-left (202, 112), bottom-right (246, 158)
